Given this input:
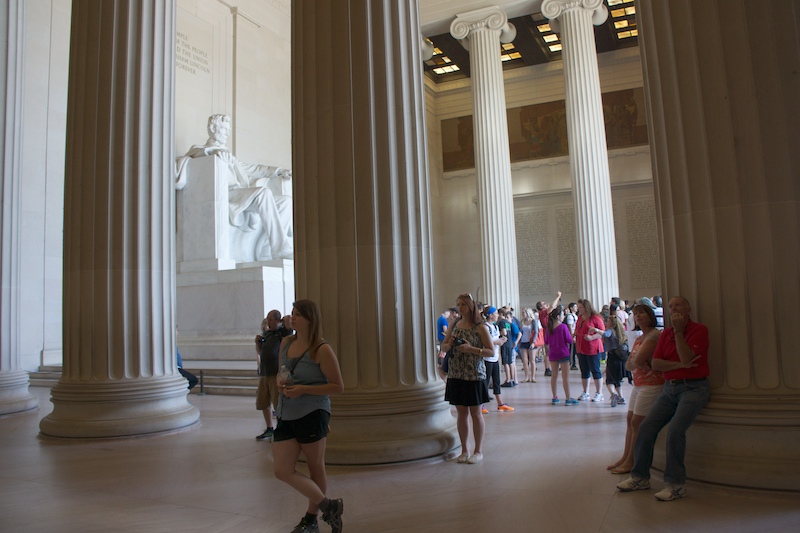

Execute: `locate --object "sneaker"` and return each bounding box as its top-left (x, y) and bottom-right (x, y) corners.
top-left (617, 397), bottom-right (626, 405)
top-left (565, 398), bottom-right (579, 406)
top-left (570, 365), bottom-right (578, 370)
top-left (498, 404), bottom-right (515, 411)
top-left (291, 516), bottom-right (320, 533)
top-left (544, 368), bottom-right (552, 376)
top-left (321, 498), bottom-right (343, 533)
top-left (256, 428), bottom-right (274, 441)
top-left (592, 392), bottom-right (604, 402)
top-left (578, 392), bottom-right (590, 401)
top-left (500, 381), bottom-right (512, 387)
top-left (551, 397), bottom-right (561, 405)
top-left (610, 393), bottom-right (618, 407)
top-left (511, 380), bottom-right (519, 386)
top-left (655, 483), bottom-right (687, 501)
top-left (481, 407), bottom-right (489, 414)
top-left (617, 477), bottom-right (651, 492)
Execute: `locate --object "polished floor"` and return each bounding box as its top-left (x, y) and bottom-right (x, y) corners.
top-left (1, 371), bottom-right (798, 533)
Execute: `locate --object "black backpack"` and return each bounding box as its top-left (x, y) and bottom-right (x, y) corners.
top-left (613, 340), bottom-right (630, 362)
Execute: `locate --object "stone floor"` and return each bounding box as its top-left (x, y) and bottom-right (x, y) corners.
top-left (1, 372), bottom-right (798, 533)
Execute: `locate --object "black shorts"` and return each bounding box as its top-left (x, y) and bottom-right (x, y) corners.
top-left (274, 409), bottom-right (331, 444)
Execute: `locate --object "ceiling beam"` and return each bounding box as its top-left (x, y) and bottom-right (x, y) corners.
top-left (511, 15), bottom-right (551, 66)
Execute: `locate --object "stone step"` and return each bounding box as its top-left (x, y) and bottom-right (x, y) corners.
top-left (29, 371), bottom-right (61, 387)
top-left (28, 363), bottom-right (261, 396)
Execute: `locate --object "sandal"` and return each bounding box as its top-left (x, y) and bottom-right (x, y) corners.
top-left (467, 453), bottom-right (483, 464)
top-left (457, 453), bottom-right (470, 463)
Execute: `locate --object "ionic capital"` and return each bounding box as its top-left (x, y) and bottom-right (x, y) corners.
top-left (421, 35), bottom-right (434, 61)
top-left (541, 0), bottom-right (608, 25)
top-left (450, 6), bottom-right (516, 44)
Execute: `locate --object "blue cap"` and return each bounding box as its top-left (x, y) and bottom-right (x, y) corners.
top-left (637, 297), bottom-right (656, 309)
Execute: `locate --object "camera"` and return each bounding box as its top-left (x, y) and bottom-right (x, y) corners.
top-left (451, 338), bottom-right (466, 348)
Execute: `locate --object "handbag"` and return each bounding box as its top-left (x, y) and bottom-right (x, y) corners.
top-left (442, 337), bottom-right (467, 374)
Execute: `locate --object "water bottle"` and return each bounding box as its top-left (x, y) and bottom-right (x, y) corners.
top-left (279, 364), bottom-right (292, 385)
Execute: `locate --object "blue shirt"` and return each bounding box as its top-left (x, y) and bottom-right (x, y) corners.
top-left (437, 315), bottom-right (448, 342)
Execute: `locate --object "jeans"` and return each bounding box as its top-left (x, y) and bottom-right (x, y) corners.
top-left (631, 379), bottom-right (711, 484)
top-left (577, 353), bottom-right (602, 379)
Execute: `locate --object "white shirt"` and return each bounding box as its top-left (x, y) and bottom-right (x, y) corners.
top-left (484, 322), bottom-right (500, 363)
top-left (616, 309), bottom-right (629, 331)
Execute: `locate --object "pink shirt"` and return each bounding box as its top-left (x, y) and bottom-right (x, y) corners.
top-left (631, 331), bottom-right (664, 387)
top-left (544, 323), bottom-right (573, 361)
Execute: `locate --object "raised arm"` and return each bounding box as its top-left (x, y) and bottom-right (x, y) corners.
top-left (551, 291), bottom-right (562, 310)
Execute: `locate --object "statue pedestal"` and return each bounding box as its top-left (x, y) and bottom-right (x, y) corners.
top-left (176, 156), bottom-right (294, 361)
top-left (176, 260), bottom-right (294, 361)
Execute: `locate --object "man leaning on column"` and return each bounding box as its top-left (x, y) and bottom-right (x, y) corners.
top-left (616, 296), bottom-right (710, 501)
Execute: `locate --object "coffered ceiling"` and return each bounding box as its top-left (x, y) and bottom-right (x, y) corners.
top-left (421, 0), bottom-right (639, 83)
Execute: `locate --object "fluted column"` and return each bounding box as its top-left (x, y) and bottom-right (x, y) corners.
top-left (0, 0), bottom-right (37, 416)
top-left (542, 0), bottom-right (619, 306)
top-left (40, 0), bottom-right (199, 438)
top-left (293, 0), bottom-right (457, 464)
top-left (638, 0), bottom-right (800, 491)
top-left (451, 7), bottom-right (520, 309)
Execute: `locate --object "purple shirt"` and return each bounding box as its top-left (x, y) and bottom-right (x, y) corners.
top-left (544, 323), bottom-right (573, 361)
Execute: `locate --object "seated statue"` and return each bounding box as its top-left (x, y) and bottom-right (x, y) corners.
top-left (176, 114), bottom-right (293, 262)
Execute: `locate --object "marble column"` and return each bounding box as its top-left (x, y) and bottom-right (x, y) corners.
top-left (0, 0), bottom-right (37, 416)
top-left (293, 0), bottom-right (457, 464)
top-left (451, 7), bottom-right (520, 309)
top-left (542, 0), bottom-right (619, 307)
top-left (637, 0), bottom-right (800, 491)
top-left (39, 0), bottom-right (199, 438)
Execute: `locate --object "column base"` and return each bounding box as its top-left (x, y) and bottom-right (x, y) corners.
top-left (0, 370), bottom-right (39, 416)
top-left (653, 395), bottom-right (800, 491)
top-left (39, 376), bottom-right (200, 438)
top-left (325, 387), bottom-right (458, 465)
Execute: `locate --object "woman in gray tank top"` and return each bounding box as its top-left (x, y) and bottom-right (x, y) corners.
top-left (273, 299), bottom-right (345, 533)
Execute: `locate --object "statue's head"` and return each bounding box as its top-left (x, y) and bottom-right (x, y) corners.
top-left (207, 114), bottom-right (231, 146)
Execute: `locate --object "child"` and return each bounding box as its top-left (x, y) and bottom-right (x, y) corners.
top-left (544, 306), bottom-right (577, 405)
top-left (593, 315), bottom-right (627, 407)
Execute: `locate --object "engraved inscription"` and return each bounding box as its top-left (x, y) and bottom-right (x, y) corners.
top-left (177, 32), bottom-right (211, 76)
top-left (625, 197), bottom-right (661, 290)
top-left (515, 209), bottom-right (552, 299)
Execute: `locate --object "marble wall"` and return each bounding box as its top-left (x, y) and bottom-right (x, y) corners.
top-left (17, 0), bottom-right (70, 370)
top-left (176, 0), bottom-right (292, 168)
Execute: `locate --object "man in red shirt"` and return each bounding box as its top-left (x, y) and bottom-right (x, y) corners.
top-left (616, 296), bottom-right (710, 501)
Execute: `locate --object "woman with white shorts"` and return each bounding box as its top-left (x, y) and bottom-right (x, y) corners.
top-left (606, 303), bottom-right (663, 474)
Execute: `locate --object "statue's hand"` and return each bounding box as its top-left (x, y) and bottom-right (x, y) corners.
top-left (279, 169), bottom-right (292, 180)
top-left (206, 147), bottom-right (232, 163)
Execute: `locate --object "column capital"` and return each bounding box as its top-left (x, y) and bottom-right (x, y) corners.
top-left (542, 0), bottom-right (608, 25)
top-left (421, 35), bottom-right (434, 61)
top-left (450, 6), bottom-right (516, 44)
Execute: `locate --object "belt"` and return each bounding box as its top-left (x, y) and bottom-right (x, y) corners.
top-left (667, 377), bottom-right (707, 385)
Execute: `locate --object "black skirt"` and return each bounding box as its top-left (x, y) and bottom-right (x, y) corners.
top-left (445, 378), bottom-right (490, 406)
